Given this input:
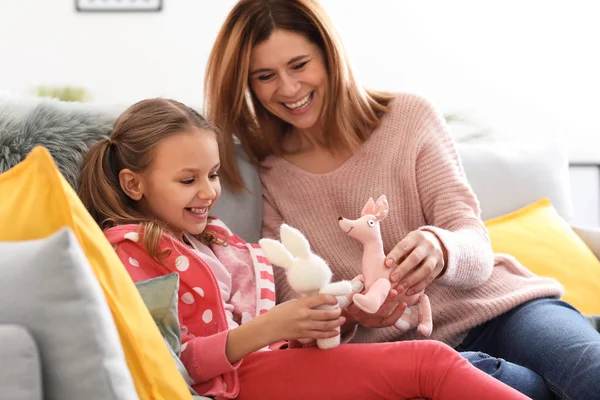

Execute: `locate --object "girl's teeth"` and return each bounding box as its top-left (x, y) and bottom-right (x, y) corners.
top-left (284, 93), bottom-right (311, 110)
top-left (190, 208), bottom-right (207, 214)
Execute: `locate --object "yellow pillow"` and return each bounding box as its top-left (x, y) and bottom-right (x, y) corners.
top-left (0, 147), bottom-right (191, 400)
top-left (485, 197), bottom-right (600, 314)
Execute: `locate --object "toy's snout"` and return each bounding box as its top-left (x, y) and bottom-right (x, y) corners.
top-left (338, 217), bottom-right (354, 235)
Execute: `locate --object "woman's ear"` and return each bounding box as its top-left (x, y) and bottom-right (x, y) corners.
top-left (118, 169), bottom-right (144, 201)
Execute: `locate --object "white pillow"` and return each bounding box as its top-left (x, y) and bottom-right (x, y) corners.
top-left (457, 141), bottom-right (573, 222)
top-left (0, 228), bottom-right (138, 400)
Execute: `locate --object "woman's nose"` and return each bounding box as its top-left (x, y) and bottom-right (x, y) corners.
top-left (278, 73), bottom-right (301, 97)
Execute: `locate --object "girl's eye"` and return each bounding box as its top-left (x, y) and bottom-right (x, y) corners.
top-left (367, 220), bottom-right (375, 227)
top-left (292, 61), bottom-right (309, 70)
top-left (181, 178), bottom-right (195, 185)
top-left (257, 73), bottom-right (275, 82)
top-left (209, 172), bottom-right (219, 180)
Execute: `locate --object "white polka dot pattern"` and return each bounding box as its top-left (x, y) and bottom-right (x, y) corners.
top-left (176, 255), bottom-right (190, 271)
top-left (202, 309), bottom-right (213, 323)
top-left (124, 232), bottom-right (139, 242)
top-left (181, 292), bottom-right (194, 304)
top-left (128, 257), bottom-right (139, 267)
top-left (193, 287), bottom-right (204, 297)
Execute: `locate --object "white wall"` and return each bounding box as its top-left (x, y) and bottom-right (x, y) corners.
top-left (2, 0), bottom-right (599, 160)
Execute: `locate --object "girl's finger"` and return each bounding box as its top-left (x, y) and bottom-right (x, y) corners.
top-left (310, 307), bottom-right (342, 321)
top-left (312, 317), bottom-right (346, 332)
top-left (304, 294), bottom-right (338, 308)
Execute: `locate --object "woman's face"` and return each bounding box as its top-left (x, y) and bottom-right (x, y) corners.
top-left (249, 29), bottom-right (328, 132)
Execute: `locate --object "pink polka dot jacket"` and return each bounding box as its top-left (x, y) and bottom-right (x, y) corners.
top-left (104, 218), bottom-right (276, 399)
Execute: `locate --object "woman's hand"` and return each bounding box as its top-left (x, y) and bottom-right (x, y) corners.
top-left (386, 230), bottom-right (447, 296)
top-left (264, 294), bottom-right (346, 343)
top-left (344, 289), bottom-right (408, 329)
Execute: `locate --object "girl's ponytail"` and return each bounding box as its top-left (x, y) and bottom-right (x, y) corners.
top-left (78, 138), bottom-right (140, 229)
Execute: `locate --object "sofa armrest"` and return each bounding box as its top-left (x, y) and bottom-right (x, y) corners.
top-left (0, 325), bottom-right (42, 400)
top-left (572, 225), bottom-right (600, 261)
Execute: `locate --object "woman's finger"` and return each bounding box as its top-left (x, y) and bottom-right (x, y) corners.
top-left (405, 262), bottom-right (444, 296)
top-left (385, 234), bottom-right (416, 269)
top-left (380, 302), bottom-right (408, 327)
top-left (400, 256), bottom-right (436, 290)
top-left (390, 246), bottom-right (427, 286)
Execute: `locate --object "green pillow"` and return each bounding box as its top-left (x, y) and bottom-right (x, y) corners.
top-left (135, 273), bottom-right (209, 398)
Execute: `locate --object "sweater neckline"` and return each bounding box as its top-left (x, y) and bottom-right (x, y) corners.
top-left (268, 116), bottom-right (386, 178)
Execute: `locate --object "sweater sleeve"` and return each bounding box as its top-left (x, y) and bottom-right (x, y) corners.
top-left (113, 241), bottom-right (240, 384)
top-left (413, 101), bottom-right (494, 288)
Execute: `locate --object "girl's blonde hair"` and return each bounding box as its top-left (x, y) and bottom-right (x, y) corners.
top-left (78, 98), bottom-right (225, 260)
top-left (205, 0), bottom-right (395, 190)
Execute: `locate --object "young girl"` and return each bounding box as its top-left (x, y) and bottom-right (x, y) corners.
top-left (77, 98), bottom-right (528, 400)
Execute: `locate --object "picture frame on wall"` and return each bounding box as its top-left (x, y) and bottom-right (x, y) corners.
top-left (75, 0), bottom-right (162, 12)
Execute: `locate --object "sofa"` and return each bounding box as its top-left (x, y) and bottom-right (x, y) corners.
top-left (1, 93), bottom-right (599, 399)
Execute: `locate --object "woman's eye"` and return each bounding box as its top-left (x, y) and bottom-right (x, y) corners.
top-left (257, 73), bottom-right (275, 82)
top-left (181, 178), bottom-right (195, 185)
top-left (293, 61), bottom-right (308, 70)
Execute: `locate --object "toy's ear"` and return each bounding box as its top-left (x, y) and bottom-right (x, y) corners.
top-left (361, 197), bottom-right (376, 217)
top-left (374, 195), bottom-right (389, 221)
top-left (280, 224), bottom-right (311, 259)
top-left (259, 238), bottom-right (294, 269)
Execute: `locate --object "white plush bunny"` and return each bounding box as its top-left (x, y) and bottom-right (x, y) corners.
top-left (259, 224), bottom-right (355, 350)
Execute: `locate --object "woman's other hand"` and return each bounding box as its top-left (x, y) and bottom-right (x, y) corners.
top-left (344, 289), bottom-right (408, 329)
top-left (386, 230), bottom-right (447, 296)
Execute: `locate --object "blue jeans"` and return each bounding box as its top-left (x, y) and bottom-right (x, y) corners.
top-left (456, 298), bottom-right (600, 400)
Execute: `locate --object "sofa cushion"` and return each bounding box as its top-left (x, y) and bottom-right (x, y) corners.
top-left (485, 198), bottom-right (600, 314)
top-left (0, 146), bottom-right (191, 400)
top-left (457, 141), bottom-right (573, 222)
top-left (0, 229), bottom-right (137, 400)
top-left (210, 144), bottom-right (263, 243)
top-left (136, 273), bottom-right (205, 397)
top-left (0, 325), bottom-right (42, 400)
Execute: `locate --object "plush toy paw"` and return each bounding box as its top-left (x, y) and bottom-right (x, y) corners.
top-left (352, 293), bottom-right (381, 314)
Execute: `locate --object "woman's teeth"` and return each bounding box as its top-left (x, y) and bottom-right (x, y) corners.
top-left (189, 207), bottom-right (207, 214)
top-left (283, 92), bottom-right (312, 110)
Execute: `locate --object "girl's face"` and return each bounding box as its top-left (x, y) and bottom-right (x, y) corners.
top-left (249, 29), bottom-right (328, 133)
top-left (134, 129), bottom-right (221, 240)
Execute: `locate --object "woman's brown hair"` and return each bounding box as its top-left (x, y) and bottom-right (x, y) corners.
top-left (205, 0), bottom-right (395, 190)
top-left (78, 98), bottom-right (224, 260)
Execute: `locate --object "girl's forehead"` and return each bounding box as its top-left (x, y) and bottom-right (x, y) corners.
top-left (149, 131), bottom-right (219, 170)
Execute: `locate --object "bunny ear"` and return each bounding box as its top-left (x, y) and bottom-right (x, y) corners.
top-left (361, 197), bottom-right (376, 216)
top-left (280, 224), bottom-right (311, 259)
top-left (374, 195), bottom-right (389, 221)
top-left (259, 239), bottom-right (294, 269)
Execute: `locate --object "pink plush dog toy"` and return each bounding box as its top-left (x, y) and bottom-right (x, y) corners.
top-left (338, 195), bottom-right (433, 337)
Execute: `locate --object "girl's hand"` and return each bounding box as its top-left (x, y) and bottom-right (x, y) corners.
top-left (386, 230), bottom-right (447, 296)
top-left (265, 294), bottom-right (346, 342)
top-left (344, 289), bottom-right (408, 329)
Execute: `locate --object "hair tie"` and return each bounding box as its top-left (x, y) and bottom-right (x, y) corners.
top-left (106, 137), bottom-right (113, 146)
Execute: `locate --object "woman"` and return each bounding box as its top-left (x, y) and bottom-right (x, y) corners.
top-left (205, 1), bottom-right (600, 399)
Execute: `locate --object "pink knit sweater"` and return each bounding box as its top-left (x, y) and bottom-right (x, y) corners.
top-left (260, 92), bottom-right (564, 347)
